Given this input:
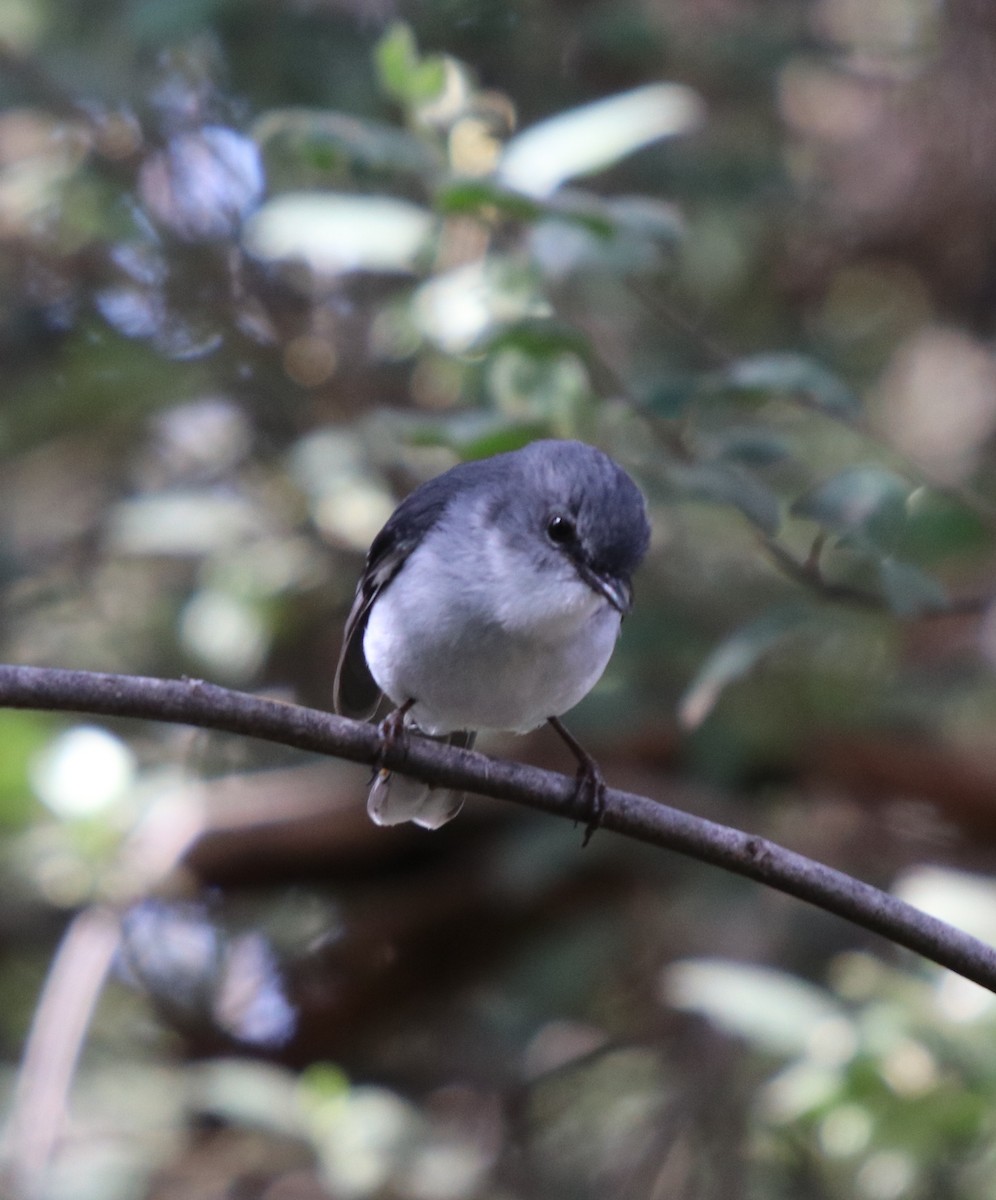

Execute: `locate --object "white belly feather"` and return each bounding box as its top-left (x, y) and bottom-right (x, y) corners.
top-left (363, 519), bottom-right (621, 735)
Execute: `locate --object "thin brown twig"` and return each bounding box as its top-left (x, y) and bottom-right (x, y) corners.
top-left (0, 665), bottom-right (992, 991)
top-left (757, 534), bottom-right (883, 610)
top-left (803, 530), bottom-right (827, 574)
top-left (757, 533), bottom-right (991, 618)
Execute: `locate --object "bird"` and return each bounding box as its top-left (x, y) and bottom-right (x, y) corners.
top-left (333, 438), bottom-right (650, 836)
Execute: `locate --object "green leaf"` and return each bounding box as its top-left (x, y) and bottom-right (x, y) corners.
top-left (878, 558), bottom-right (948, 617)
top-left (254, 110), bottom-right (442, 182)
top-left (300, 1062), bottom-right (351, 1105)
top-left (665, 958), bottom-right (845, 1056)
top-left (602, 196), bottom-right (685, 245)
top-left (435, 180), bottom-right (617, 238)
top-left (641, 372), bottom-right (701, 418)
top-left (791, 465), bottom-right (910, 549)
top-left (526, 191), bottom-right (683, 280)
top-left (459, 427), bottom-right (550, 459)
top-left (720, 353), bottom-right (859, 417)
top-left (435, 179), bottom-right (546, 222)
top-left (193, 1060), bottom-right (303, 1135)
top-left (244, 193), bottom-right (435, 275)
top-left (903, 488), bottom-right (992, 561)
top-left (374, 22), bottom-right (446, 107)
top-left (374, 22), bottom-right (418, 97)
top-left (483, 318), bottom-right (590, 362)
top-left (128, 0), bottom-right (228, 43)
top-left (678, 606), bottom-right (810, 729)
top-left (497, 83), bottom-right (704, 198)
top-left (404, 413), bottom-right (549, 459)
top-left (539, 192), bottom-right (619, 238)
top-left (668, 461), bottom-right (781, 534)
top-left (707, 426), bottom-right (792, 467)
top-left (409, 60), bottom-right (447, 103)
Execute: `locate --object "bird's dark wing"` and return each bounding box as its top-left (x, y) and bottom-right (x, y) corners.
top-left (333, 468), bottom-right (471, 718)
top-left (333, 537), bottom-right (408, 719)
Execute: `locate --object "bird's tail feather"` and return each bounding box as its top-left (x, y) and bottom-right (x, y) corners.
top-left (367, 730), bottom-right (476, 830)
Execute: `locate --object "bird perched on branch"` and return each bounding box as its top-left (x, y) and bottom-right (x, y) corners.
top-left (334, 438), bottom-right (650, 836)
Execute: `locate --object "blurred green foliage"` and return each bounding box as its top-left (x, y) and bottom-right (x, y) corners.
top-left (4, 1), bottom-right (996, 1198)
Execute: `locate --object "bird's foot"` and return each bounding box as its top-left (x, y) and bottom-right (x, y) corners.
top-left (374, 698), bottom-right (415, 774)
top-left (547, 715), bottom-right (607, 846)
top-left (574, 756), bottom-right (607, 847)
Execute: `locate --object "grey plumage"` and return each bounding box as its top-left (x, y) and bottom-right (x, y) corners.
top-left (334, 439), bottom-right (650, 829)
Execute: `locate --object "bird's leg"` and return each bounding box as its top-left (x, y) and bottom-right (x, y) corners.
top-left (375, 697), bottom-right (416, 774)
top-left (547, 716), bottom-right (606, 846)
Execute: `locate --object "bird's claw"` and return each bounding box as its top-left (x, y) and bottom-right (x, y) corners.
top-left (374, 698), bottom-right (415, 774)
top-left (575, 759), bottom-right (607, 847)
top-left (546, 715), bottom-right (608, 847)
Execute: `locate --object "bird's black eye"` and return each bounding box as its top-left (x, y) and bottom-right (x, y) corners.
top-left (546, 514), bottom-right (575, 545)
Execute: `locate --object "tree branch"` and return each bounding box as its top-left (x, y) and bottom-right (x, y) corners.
top-left (0, 663), bottom-right (993, 990)
top-left (757, 533), bottom-right (991, 619)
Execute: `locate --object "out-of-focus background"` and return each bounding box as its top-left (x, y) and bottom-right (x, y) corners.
top-left (4, 1), bottom-right (996, 1197)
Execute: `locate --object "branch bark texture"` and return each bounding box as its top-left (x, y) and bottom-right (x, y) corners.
top-left (1, 664), bottom-right (994, 991)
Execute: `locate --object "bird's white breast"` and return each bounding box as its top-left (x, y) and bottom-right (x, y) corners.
top-left (362, 513), bottom-right (621, 735)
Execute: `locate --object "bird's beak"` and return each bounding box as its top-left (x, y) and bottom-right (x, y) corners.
top-left (578, 564), bottom-right (633, 615)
